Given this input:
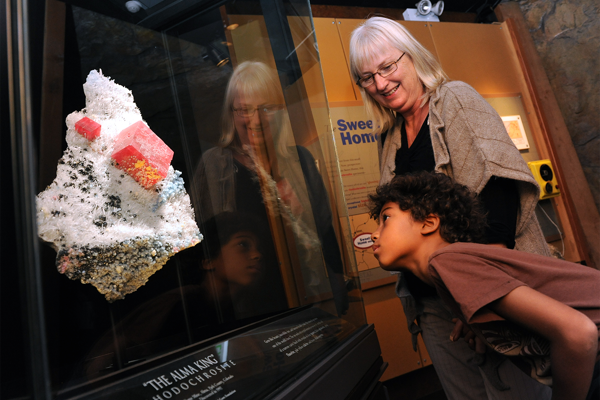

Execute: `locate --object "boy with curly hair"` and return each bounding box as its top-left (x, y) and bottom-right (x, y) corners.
top-left (369, 171), bottom-right (600, 400)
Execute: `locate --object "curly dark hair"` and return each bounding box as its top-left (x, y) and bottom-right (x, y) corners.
top-left (199, 211), bottom-right (268, 261)
top-left (368, 171), bottom-right (487, 244)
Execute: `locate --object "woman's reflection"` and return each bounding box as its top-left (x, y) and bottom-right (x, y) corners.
top-left (195, 61), bottom-right (348, 315)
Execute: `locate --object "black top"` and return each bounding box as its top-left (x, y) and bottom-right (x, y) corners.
top-left (479, 176), bottom-right (519, 249)
top-left (233, 158), bottom-right (270, 220)
top-left (394, 116), bottom-right (436, 175)
top-left (382, 118), bottom-right (520, 298)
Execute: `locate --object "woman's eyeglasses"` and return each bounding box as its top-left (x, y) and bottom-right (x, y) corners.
top-left (356, 53), bottom-right (406, 88)
top-left (232, 104), bottom-right (284, 118)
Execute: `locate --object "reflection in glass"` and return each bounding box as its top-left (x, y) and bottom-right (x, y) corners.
top-left (195, 61), bottom-right (348, 315)
top-left (195, 211), bottom-right (287, 324)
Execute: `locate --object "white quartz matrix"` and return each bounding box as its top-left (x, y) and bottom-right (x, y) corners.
top-left (36, 70), bottom-right (203, 302)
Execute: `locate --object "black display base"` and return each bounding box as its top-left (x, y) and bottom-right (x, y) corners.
top-left (271, 324), bottom-right (388, 400)
top-left (64, 308), bottom-right (386, 400)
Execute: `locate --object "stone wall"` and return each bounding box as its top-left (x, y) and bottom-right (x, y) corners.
top-left (516, 0), bottom-right (600, 212)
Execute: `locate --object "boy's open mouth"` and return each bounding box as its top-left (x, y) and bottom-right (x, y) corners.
top-left (372, 244), bottom-right (380, 257)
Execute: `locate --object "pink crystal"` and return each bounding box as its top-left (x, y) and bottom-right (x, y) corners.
top-left (75, 117), bottom-right (101, 140)
top-left (111, 121), bottom-right (174, 189)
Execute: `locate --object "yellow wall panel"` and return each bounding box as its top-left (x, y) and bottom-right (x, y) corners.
top-left (298, 63), bottom-right (328, 105)
top-left (313, 18), bottom-right (357, 102)
top-left (334, 18), bottom-right (363, 102)
top-left (398, 21), bottom-right (439, 59)
top-left (227, 16), bottom-right (277, 68)
top-left (430, 23), bottom-right (523, 95)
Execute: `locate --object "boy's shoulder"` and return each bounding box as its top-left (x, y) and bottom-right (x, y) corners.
top-left (431, 242), bottom-right (556, 263)
top-left (429, 242), bottom-right (506, 261)
top-left (429, 243), bottom-right (600, 300)
top-left (428, 242), bottom-right (562, 278)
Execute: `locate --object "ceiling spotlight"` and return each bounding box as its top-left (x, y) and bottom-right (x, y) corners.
top-left (416, 0), bottom-right (432, 15)
top-left (431, 1), bottom-right (444, 16)
top-left (203, 44), bottom-right (230, 68)
top-left (125, 1), bottom-right (145, 13)
top-left (404, 0), bottom-right (444, 21)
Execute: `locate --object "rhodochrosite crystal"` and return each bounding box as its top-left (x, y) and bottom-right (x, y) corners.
top-left (112, 121), bottom-right (174, 189)
top-left (75, 116), bottom-right (101, 140)
top-left (36, 70), bottom-right (202, 302)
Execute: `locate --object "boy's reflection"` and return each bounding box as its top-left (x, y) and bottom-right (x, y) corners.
top-left (197, 211), bottom-right (281, 322)
top-left (83, 212), bottom-right (283, 377)
top-left (204, 227), bottom-right (263, 295)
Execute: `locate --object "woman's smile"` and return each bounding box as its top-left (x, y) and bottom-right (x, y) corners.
top-left (381, 83), bottom-right (401, 97)
top-left (248, 126), bottom-right (263, 136)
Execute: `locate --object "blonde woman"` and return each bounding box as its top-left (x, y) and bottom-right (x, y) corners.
top-left (350, 17), bottom-right (551, 399)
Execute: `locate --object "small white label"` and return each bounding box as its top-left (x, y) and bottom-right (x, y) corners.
top-left (353, 233), bottom-right (373, 249)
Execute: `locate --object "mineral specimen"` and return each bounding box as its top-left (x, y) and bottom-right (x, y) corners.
top-left (111, 121), bottom-right (174, 189)
top-left (36, 70), bottom-right (202, 302)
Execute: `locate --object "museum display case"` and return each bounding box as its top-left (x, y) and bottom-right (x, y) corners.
top-left (4, 0), bottom-right (387, 398)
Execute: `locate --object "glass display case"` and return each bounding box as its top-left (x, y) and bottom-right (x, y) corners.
top-left (3, 0), bottom-right (386, 398)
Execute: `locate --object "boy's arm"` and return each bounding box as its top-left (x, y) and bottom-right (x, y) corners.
top-left (488, 286), bottom-right (598, 400)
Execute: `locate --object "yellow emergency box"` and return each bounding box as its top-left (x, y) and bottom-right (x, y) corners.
top-left (527, 160), bottom-right (561, 200)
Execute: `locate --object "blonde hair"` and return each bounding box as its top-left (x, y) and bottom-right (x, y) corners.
top-left (219, 61), bottom-right (290, 155)
top-left (349, 17), bottom-right (449, 134)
